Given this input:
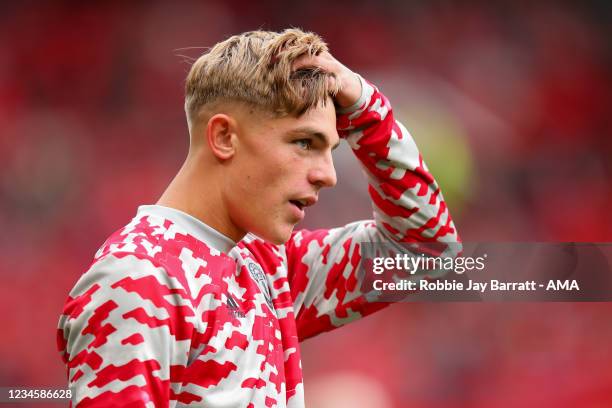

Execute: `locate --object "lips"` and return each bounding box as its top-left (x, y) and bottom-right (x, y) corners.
top-left (289, 199), bottom-right (306, 210)
top-left (288, 196), bottom-right (317, 219)
top-left (289, 196), bottom-right (317, 210)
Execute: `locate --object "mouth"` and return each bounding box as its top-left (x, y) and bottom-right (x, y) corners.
top-left (288, 196), bottom-right (317, 218)
top-left (289, 199), bottom-right (306, 211)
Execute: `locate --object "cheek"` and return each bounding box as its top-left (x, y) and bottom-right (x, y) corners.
top-left (232, 166), bottom-right (279, 211)
top-left (257, 155), bottom-right (296, 192)
top-left (235, 146), bottom-right (304, 205)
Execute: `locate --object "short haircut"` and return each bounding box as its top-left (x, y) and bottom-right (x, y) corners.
top-left (184, 28), bottom-right (340, 129)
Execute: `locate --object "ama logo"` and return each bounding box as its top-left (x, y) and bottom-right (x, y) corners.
top-left (546, 280), bottom-right (580, 291)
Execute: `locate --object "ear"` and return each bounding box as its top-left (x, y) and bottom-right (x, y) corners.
top-left (206, 114), bottom-right (237, 160)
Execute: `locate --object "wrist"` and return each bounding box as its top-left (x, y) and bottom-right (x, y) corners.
top-left (336, 74), bottom-right (366, 114)
top-left (335, 70), bottom-right (362, 109)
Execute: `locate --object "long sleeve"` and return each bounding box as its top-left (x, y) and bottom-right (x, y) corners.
top-left (284, 75), bottom-right (461, 340)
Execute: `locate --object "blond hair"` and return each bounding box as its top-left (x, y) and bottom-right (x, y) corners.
top-left (184, 28), bottom-right (340, 128)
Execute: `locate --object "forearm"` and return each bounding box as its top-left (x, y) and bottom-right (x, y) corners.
top-left (337, 75), bottom-right (459, 245)
top-left (286, 58), bottom-right (461, 339)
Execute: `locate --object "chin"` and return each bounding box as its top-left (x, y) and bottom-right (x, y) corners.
top-left (256, 224), bottom-right (295, 245)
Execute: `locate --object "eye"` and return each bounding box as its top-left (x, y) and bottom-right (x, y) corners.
top-left (294, 139), bottom-right (312, 150)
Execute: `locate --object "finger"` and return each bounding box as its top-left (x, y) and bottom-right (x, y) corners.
top-left (291, 54), bottom-right (323, 71)
top-left (292, 52), bottom-right (336, 72)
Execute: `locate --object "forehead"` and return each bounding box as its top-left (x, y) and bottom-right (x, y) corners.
top-left (236, 98), bottom-right (339, 146)
top-left (278, 100), bottom-right (338, 136)
top-left (299, 99), bottom-right (336, 122)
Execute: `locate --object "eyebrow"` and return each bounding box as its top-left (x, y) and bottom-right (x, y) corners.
top-left (290, 127), bottom-right (340, 150)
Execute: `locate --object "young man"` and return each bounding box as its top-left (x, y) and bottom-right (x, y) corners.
top-left (58, 29), bottom-right (459, 407)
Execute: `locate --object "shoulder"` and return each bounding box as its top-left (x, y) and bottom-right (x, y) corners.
top-left (61, 223), bottom-right (198, 342)
top-left (68, 248), bottom-right (189, 310)
top-left (94, 213), bottom-right (182, 264)
top-left (92, 213), bottom-right (226, 287)
top-left (60, 208), bottom-right (242, 318)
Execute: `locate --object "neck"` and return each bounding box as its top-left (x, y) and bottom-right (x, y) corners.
top-left (156, 152), bottom-right (245, 242)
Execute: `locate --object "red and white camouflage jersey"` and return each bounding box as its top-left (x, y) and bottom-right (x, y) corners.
top-left (57, 76), bottom-right (459, 407)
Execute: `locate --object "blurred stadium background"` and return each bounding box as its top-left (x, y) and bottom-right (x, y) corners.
top-left (0, 1), bottom-right (611, 406)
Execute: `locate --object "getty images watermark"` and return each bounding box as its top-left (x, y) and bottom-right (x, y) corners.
top-left (361, 242), bottom-right (612, 301)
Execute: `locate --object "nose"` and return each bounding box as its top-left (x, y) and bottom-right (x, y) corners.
top-left (308, 152), bottom-right (337, 188)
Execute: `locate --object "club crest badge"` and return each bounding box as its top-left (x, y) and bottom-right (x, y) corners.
top-left (245, 259), bottom-right (275, 312)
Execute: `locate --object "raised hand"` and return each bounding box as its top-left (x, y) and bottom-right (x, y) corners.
top-left (292, 51), bottom-right (362, 109)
